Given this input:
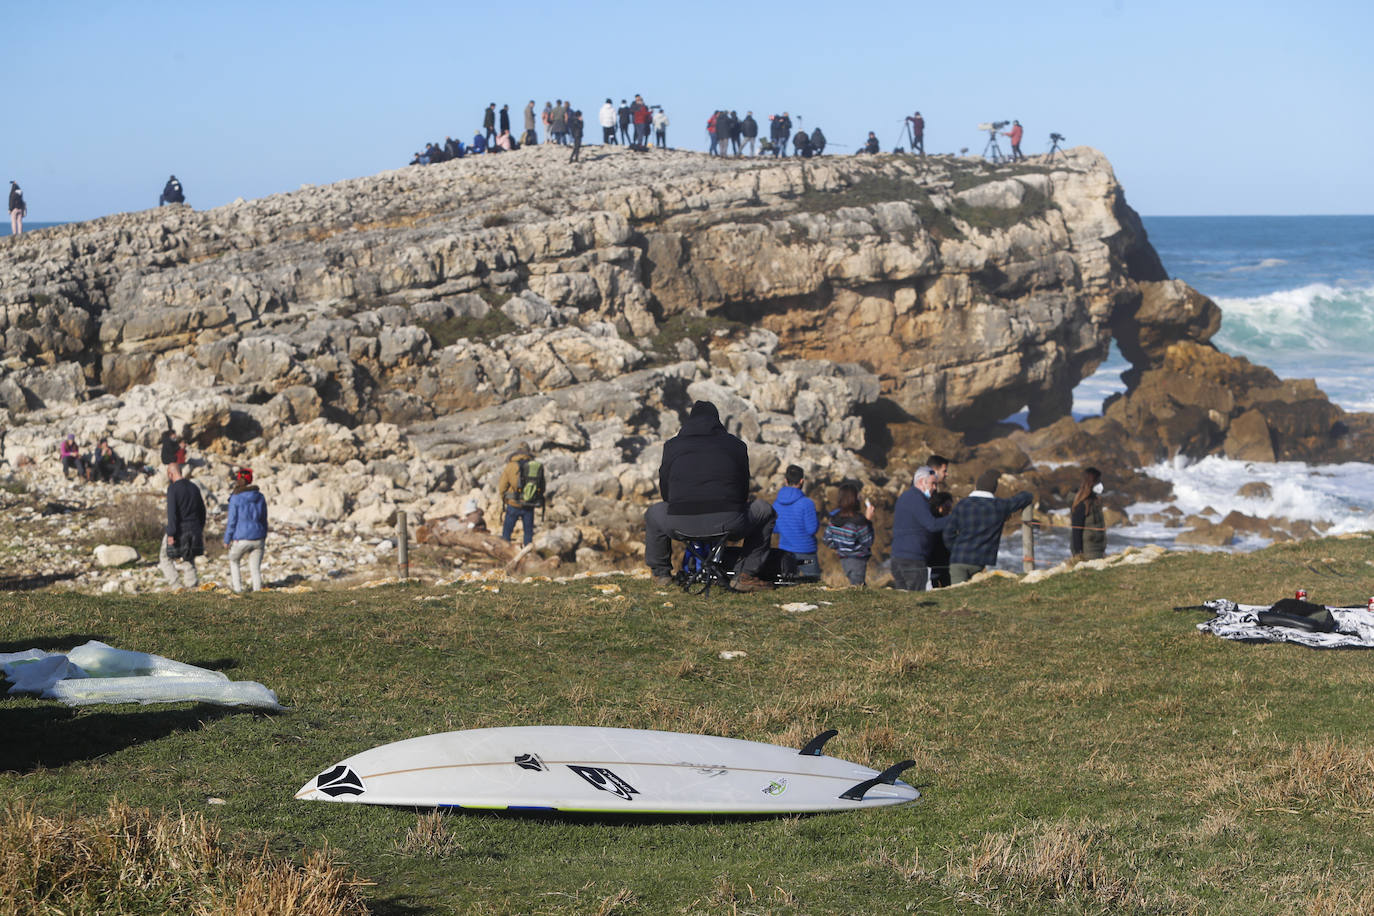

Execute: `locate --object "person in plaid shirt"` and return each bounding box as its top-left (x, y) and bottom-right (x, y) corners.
top-left (942, 469), bottom-right (1033, 584)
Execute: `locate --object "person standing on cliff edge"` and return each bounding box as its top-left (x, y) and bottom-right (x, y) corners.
top-left (483, 103), bottom-right (498, 146)
top-left (568, 109), bottom-right (584, 163)
top-left (1004, 120), bottom-right (1024, 160)
top-left (8, 181), bottom-right (25, 235)
top-left (905, 111), bottom-right (925, 156)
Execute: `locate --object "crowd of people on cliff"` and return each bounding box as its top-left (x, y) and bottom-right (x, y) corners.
top-left (409, 96), bottom-right (671, 167)
top-left (403, 101), bottom-right (1010, 166)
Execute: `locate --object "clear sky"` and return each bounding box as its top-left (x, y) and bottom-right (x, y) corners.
top-left (7, 0), bottom-right (1371, 221)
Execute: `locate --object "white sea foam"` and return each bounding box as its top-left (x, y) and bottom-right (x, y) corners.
top-left (1134, 455), bottom-right (1374, 534)
top-left (1227, 257), bottom-right (1288, 273)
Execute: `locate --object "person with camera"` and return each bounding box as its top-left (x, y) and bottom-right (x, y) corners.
top-left (159, 462), bottom-right (205, 591)
top-left (905, 111), bottom-right (924, 156)
top-left (1003, 120), bottom-right (1024, 161)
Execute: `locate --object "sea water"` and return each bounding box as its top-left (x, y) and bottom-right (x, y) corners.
top-left (1012, 215), bottom-right (1374, 571)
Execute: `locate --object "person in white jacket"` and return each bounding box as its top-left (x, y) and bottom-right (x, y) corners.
top-left (599, 99), bottom-right (618, 145)
top-left (652, 108), bottom-right (669, 148)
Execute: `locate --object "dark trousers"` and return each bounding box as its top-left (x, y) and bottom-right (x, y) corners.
top-left (644, 500), bottom-right (775, 578)
top-left (603, 126), bottom-right (616, 144)
top-left (890, 557), bottom-right (929, 591)
top-left (501, 505), bottom-right (534, 546)
top-left (569, 136), bottom-right (582, 162)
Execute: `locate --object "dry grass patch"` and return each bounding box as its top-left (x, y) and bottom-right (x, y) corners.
top-left (394, 811), bottom-right (463, 858)
top-left (952, 822), bottom-right (1147, 912)
top-left (1258, 738), bottom-right (1374, 811)
top-left (0, 800), bottom-right (368, 916)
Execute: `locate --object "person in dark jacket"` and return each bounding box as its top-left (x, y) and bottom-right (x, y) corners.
top-left (471, 131), bottom-right (487, 154)
top-left (889, 466), bottom-right (949, 590)
top-left (926, 491), bottom-right (953, 587)
top-left (861, 132), bottom-right (880, 154)
top-left (740, 112), bottom-right (758, 156)
top-left (159, 175), bottom-right (185, 206)
top-left (644, 400), bottom-right (776, 592)
top-left (793, 130), bottom-right (813, 158)
top-left (483, 104), bottom-right (497, 145)
top-left (772, 465), bottom-right (819, 579)
top-left (160, 463), bottom-right (205, 590)
top-left (568, 110), bottom-right (584, 163)
top-left (1070, 467), bottom-right (1107, 560)
top-left (224, 468), bottom-right (269, 592)
top-left (810, 127), bottom-right (826, 156)
top-left (159, 429), bottom-right (185, 467)
top-left (728, 110), bottom-right (742, 156)
top-left (618, 100), bottom-right (632, 144)
top-left (499, 104), bottom-right (511, 135)
top-left (9, 181), bottom-right (25, 235)
top-left (776, 113), bottom-right (793, 156)
top-left (942, 469), bottom-right (1033, 584)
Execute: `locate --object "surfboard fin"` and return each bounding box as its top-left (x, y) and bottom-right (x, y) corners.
top-left (798, 729), bottom-right (838, 756)
top-left (840, 760), bottom-right (915, 800)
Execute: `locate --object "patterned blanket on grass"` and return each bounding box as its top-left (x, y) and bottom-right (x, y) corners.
top-left (1198, 600), bottom-right (1374, 649)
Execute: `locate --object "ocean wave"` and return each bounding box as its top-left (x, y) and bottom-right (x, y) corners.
top-left (1213, 283), bottom-right (1374, 354)
top-left (1227, 257), bottom-right (1288, 272)
top-left (1136, 455), bottom-right (1374, 534)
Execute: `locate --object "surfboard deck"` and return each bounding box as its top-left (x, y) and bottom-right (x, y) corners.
top-left (296, 726), bottom-right (919, 815)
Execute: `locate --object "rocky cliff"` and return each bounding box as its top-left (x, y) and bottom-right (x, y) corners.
top-left (1, 145), bottom-right (1367, 569)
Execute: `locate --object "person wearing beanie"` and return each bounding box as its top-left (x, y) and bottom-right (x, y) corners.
top-left (644, 400), bottom-right (776, 592)
top-left (223, 468), bottom-right (269, 593)
top-left (942, 469), bottom-right (1033, 584)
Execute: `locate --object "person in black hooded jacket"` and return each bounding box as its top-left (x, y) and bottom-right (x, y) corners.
top-left (644, 400), bottom-right (776, 591)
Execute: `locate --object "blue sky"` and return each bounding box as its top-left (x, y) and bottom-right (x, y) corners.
top-left (7, 0), bottom-right (1370, 220)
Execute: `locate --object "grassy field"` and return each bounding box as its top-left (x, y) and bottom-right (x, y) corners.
top-left (4, 537), bottom-right (1374, 915)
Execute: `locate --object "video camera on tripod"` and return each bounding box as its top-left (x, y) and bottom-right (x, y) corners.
top-left (978, 121), bottom-right (1010, 162)
top-left (1050, 132), bottom-right (1065, 142)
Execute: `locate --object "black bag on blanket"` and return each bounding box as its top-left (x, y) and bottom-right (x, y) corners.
top-left (1257, 598), bottom-right (1338, 633)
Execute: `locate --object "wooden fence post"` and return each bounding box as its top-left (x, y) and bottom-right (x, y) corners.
top-left (397, 510), bottom-right (409, 580)
top-left (1021, 503), bottom-right (1035, 572)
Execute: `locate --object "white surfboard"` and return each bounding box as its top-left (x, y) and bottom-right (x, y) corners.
top-left (295, 726), bottom-right (919, 815)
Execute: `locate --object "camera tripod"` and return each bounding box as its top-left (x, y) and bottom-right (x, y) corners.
top-left (982, 130), bottom-right (1005, 164)
top-left (1047, 134), bottom-right (1065, 162)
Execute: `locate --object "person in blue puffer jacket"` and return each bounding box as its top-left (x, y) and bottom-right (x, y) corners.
top-left (772, 465), bottom-right (820, 580)
top-left (223, 467), bottom-right (269, 593)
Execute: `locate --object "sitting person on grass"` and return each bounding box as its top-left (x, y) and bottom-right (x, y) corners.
top-left (644, 400), bottom-right (776, 592)
top-left (942, 469), bottom-right (1033, 584)
top-left (822, 481), bottom-right (874, 586)
top-left (772, 464), bottom-right (820, 580)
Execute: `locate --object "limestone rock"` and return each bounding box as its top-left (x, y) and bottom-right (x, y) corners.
top-left (93, 544), bottom-right (139, 567)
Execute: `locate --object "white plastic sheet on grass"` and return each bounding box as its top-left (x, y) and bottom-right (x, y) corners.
top-left (0, 640), bottom-right (283, 709)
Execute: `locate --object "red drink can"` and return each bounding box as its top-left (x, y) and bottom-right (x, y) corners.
top-left (1295, 588), bottom-right (1308, 600)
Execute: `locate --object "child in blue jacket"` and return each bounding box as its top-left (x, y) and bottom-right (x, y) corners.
top-left (772, 465), bottom-right (820, 580)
